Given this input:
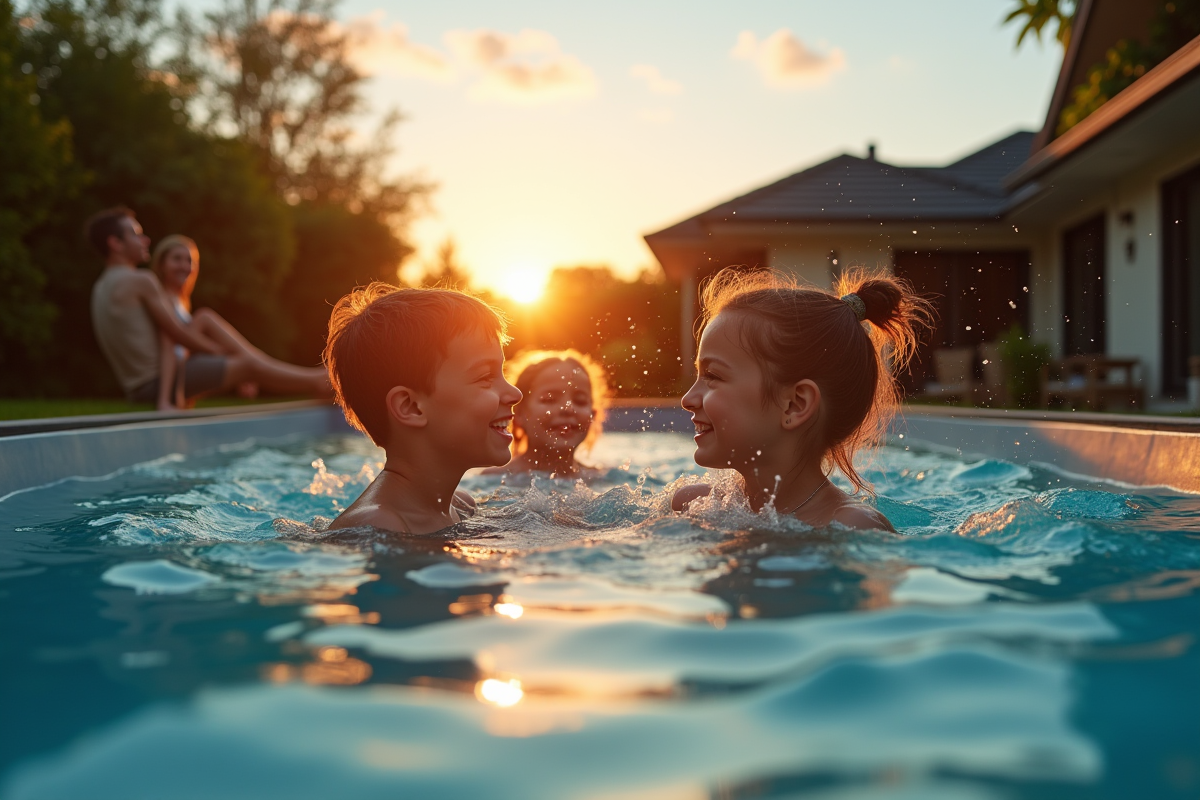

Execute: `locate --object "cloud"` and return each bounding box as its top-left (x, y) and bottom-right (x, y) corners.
top-left (629, 64), bottom-right (682, 95)
top-left (344, 13), bottom-right (453, 80)
top-left (732, 29), bottom-right (844, 88)
top-left (445, 28), bottom-right (596, 104)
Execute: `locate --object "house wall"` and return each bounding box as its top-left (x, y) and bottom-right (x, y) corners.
top-left (763, 225), bottom-right (1038, 290)
top-left (1029, 142), bottom-right (1200, 399)
top-left (766, 234), bottom-right (892, 288)
top-left (1027, 233), bottom-right (1060, 352)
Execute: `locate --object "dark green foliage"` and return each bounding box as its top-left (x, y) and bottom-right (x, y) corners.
top-left (998, 324), bottom-right (1051, 409)
top-left (0, 0), bottom-right (81, 362)
top-left (1057, 0), bottom-right (1200, 135)
top-left (0, 0), bottom-right (418, 396)
top-left (280, 201), bottom-right (410, 366)
top-left (506, 267), bottom-right (685, 398)
top-left (1005, 0), bottom-right (1076, 49)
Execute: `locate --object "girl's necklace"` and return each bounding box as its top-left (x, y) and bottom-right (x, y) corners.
top-left (777, 478), bottom-right (830, 516)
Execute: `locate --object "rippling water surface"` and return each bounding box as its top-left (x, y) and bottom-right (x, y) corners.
top-left (2, 431), bottom-right (1199, 799)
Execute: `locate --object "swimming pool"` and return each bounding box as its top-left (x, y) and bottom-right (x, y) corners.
top-left (2, 427), bottom-right (1198, 799)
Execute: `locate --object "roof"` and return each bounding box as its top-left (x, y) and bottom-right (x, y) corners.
top-left (1032, 0), bottom-right (1159, 152)
top-left (645, 131), bottom-right (1034, 244)
top-left (1008, 31), bottom-right (1200, 189)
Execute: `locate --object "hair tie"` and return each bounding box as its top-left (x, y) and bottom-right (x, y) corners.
top-left (841, 293), bottom-right (866, 322)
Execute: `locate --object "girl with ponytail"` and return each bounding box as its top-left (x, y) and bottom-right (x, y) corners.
top-left (672, 267), bottom-right (933, 531)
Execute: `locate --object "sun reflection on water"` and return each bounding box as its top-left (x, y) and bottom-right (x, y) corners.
top-left (494, 601), bottom-right (525, 619)
top-left (476, 678), bottom-right (524, 707)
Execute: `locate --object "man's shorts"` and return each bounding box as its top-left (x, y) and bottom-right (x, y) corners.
top-left (129, 355), bottom-right (227, 404)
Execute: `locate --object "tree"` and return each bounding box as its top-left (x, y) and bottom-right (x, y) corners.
top-left (279, 200), bottom-right (409, 365)
top-left (509, 266), bottom-right (683, 398)
top-left (1004, 0), bottom-right (1076, 50)
top-left (0, 0), bottom-right (81, 363)
top-left (1054, 0), bottom-right (1200, 135)
top-left (3, 0), bottom-right (293, 395)
top-left (177, 0), bottom-right (428, 365)
top-left (417, 238), bottom-right (472, 289)
top-left (180, 0), bottom-right (428, 220)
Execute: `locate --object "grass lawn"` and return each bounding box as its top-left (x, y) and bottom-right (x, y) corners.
top-left (0, 396), bottom-right (308, 421)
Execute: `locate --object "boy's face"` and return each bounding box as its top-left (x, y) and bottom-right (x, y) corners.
top-left (422, 330), bottom-right (523, 468)
top-left (681, 312), bottom-right (782, 472)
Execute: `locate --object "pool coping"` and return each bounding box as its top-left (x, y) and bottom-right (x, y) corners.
top-left (0, 403), bottom-right (354, 501)
top-left (1, 401), bottom-right (1197, 499)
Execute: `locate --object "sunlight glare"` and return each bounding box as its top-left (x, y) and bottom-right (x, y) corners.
top-left (502, 265), bottom-right (549, 304)
top-left (494, 602), bottom-right (524, 619)
top-left (477, 678), bottom-right (524, 707)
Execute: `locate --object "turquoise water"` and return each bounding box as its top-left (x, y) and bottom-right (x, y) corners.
top-left (2, 431), bottom-right (1198, 799)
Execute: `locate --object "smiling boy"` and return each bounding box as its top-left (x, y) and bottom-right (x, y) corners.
top-left (323, 283), bottom-right (522, 534)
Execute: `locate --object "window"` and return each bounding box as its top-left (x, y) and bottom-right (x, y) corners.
top-left (1062, 215), bottom-right (1106, 356)
top-left (1162, 163), bottom-right (1200, 396)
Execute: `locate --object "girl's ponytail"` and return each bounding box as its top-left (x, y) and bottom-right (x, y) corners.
top-left (836, 269), bottom-right (931, 379)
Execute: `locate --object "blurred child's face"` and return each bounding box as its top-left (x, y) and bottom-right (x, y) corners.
top-left (681, 312), bottom-right (783, 471)
top-left (422, 330), bottom-right (523, 468)
top-left (162, 246), bottom-right (196, 297)
top-left (515, 361), bottom-right (593, 454)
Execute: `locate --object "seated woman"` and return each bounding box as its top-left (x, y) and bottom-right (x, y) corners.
top-left (483, 349), bottom-right (609, 478)
top-left (145, 235), bottom-right (331, 409)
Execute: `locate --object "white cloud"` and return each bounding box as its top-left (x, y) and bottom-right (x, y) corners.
top-left (629, 64), bottom-right (682, 95)
top-left (732, 29), bottom-right (845, 88)
top-left (344, 13), bottom-right (453, 80)
top-left (332, 17), bottom-right (596, 105)
top-left (445, 28), bottom-right (597, 104)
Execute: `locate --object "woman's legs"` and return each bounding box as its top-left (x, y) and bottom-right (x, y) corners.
top-left (190, 307), bottom-right (331, 397)
top-left (220, 354), bottom-right (331, 396)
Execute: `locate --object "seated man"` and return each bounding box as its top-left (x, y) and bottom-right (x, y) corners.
top-left (86, 207), bottom-right (331, 407)
top-left (323, 283), bottom-right (522, 534)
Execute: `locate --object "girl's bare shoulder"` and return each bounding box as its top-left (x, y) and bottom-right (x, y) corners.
top-left (829, 501), bottom-right (894, 532)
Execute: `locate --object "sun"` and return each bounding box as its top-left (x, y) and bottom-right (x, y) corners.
top-left (502, 265), bottom-right (549, 304)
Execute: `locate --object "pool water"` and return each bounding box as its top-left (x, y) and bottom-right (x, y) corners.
top-left (2, 431), bottom-right (1199, 799)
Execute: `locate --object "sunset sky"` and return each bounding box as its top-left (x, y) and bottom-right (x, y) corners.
top-left (336, 0), bottom-right (1063, 299)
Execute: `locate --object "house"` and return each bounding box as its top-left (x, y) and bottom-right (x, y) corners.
top-left (645, 0), bottom-right (1200, 400)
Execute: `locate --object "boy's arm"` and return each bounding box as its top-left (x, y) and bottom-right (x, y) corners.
top-left (133, 273), bottom-right (222, 354)
top-left (155, 332), bottom-right (178, 411)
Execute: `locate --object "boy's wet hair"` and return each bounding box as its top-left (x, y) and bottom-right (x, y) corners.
top-left (324, 283), bottom-right (510, 446)
top-left (699, 267), bottom-right (933, 494)
top-left (84, 206), bottom-right (136, 257)
top-left (505, 349), bottom-right (610, 455)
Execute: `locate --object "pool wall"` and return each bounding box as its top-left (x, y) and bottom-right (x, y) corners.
top-left (0, 403), bottom-right (353, 500)
top-left (1, 402), bottom-right (1198, 498)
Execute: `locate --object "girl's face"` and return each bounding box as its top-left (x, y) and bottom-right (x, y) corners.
top-left (515, 361), bottom-right (594, 454)
top-left (161, 245), bottom-right (196, 297)
top-left (681, 312), bottom-right (783, 471)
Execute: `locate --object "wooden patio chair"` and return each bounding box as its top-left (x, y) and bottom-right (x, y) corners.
top-left (923, 347), bottom-right (975, 405)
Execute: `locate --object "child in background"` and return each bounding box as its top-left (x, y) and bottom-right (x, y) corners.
top-left (484, 349), bottom-right (609, 478)
top-left (672, 267), bottom-right (932, 531)
top-left (324, 283), bottom-right (522, 534)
